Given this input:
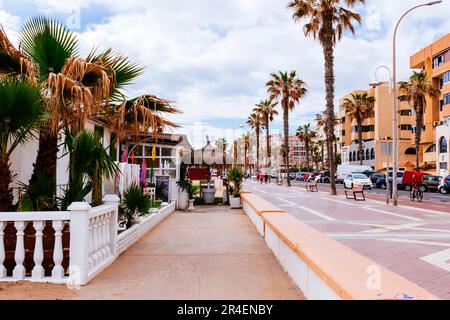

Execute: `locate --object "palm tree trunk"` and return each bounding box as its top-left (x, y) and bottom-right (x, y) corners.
top-left (92, 162), bottom-right (102, 207)
top-left (323, 35), bottom-right (337, 195)
top-left (266, 123), bottom-right (271, 168)
top-left (28, 130), bottom-right (58, 203)
top-left (305, 138), bottom-right (310, 170)
top-left (415, 109), bottom-right (423, 169)
top-left (256, 128), bottom-right (260, 171)
top-left (0, 155), bottom-right (13, 211)
top-left (321, 146), bottom-right (325, 170)
top-left (283, 106), bottom-right (291, 187)
top-left (358, 119), bottom-right (364, 166)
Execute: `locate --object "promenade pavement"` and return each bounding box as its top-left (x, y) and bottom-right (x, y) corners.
top-left (0, 206), bottom-right (304, 300)
top-left (245, 180), bottom-right (450, 299)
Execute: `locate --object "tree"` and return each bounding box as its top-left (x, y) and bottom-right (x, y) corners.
top-left (60, 129), bottom-right (117, 210)
top-left (399, 71), bottom-right (440, 169)
top-left (215, 137), bottom-right (228, 175)
top-left (0, 79), bottom-right (43, 211)
top-left (254, 100), bottom-right (278, 168)
top-left (342, 93), bottom-right (375, 165)
top-left (288, 0), bottom-right (364, 195)
top-left (316, 139), bottom-right (327, 170)
top-left (267, 71), bottom-right (307, 186)
top-left (296, 123), bottom-right (316, 170)
top-left (247, 112), bottom-right (262, 171)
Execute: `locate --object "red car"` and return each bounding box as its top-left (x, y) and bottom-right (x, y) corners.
top-left (402, 171), bottom-right (431, 191)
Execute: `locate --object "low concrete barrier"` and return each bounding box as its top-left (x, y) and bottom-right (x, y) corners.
top-left (241, 193), bottom-right (285, 236)
top-left (241, 192), bottom-right (438, 300)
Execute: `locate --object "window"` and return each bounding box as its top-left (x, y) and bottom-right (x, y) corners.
top-left (400, 110), bottom-right (412, 116)
top-left (371, 148), bottom-right (375, 160)
top-left (342, 130), bottom-right (346, 137)
top-left (349, 152), bottom-right (353, 162)
top-left (366, 149), bottom-right (370, 161)
top-left (398, 95), bottom-right (409, 102)
top-left (426, 144), bottom-right (436, 153)
top-left (443, 71), bottom-right (450, 86)
top-left (433, 50), bottom-right (447, 69)
top-left (439, 137), bottom-right (448, 153)
top-left (441, 162), bottom-right (448, 170)
top-left (353, 151), bottom-right (357, 162)
top-left (399, 125), bottom-right (412, 131)
top-left (405, 148), bottom-right (417, 155)
top-left (443, 93), bottom-right (450, 106)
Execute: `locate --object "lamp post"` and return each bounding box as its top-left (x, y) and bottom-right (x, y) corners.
top-left (375, 65), bottom-right (394, 205)
top-left (392, 1), bottom-right (442, 206)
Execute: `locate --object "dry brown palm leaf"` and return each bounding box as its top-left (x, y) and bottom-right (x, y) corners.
top-left (0, 27), bottom-right (36, 83)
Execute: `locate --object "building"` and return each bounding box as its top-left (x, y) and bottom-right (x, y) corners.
top-left (338, 84), bottom-right (417, 172)
top-left (410, 32), bottom-right (450, 177)
top-left (270, 134), bottom-right (307, 170)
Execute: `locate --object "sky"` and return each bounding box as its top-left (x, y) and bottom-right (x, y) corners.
top-left (1, 0), bottom-right (449, 147)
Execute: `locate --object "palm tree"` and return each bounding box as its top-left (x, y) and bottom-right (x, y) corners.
top-left (0, 79), bottom-right (43, 211)
top-left (247, 112), bottom-right (262, 171)
top-left (342, 93), bottom-right (375, 165)
top-left (60, 129), bottom-right (117, 209)
top-left (296, 123), bottom-right (316, 170)
top-left (288, 0), bottom-right (364, 195)
top-left (316, 139), bottom-right (327, 170)
top-left (254, 100), bottom-right (278, 168)
top-left (215, 137), bottom-right (228, 175)
top-left (243, 133), bottom-right (250, 175)
top-left (267, 71), bottom-right (307, 186)
top-left (399, 71), bottom-right (440, 169)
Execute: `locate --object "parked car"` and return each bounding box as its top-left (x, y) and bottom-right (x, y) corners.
top-left (402, 171), bottom-right (430, 191)
top-left (420, 176), bottom-right (442, 192)
top-left (370, 173), bottom-right (386, 185)
top-left (375, 177), bottom-right (387, 189)
top-left (337, 165), bottom-right (374, 184)
top-left (343, 173), bottom-right (373, 190)
top-left (318, 171), bottom-right (331, 183)
top-left (270, 172), bottom-right (278, 179)
top-left (289, 172), bottom-right (297, 180)
top-left (438, 175), bottom-right (450, 194)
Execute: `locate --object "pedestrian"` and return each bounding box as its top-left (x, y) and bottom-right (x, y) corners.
top-left (264, 174), bottom-right (268, 184)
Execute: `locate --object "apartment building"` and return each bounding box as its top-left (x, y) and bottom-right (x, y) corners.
top-left (338, 84), bottom-right (417, 172)
top-left (410, 32), bottom-right (450, 177)
top-left (270, 134), bottom-right (307, 169)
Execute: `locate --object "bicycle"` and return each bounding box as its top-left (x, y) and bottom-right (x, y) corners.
top-left (410, 184), bottom-right (423, 203)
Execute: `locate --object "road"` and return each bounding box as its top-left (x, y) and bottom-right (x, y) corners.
top-left (245, 180), bottom-right (450, 299)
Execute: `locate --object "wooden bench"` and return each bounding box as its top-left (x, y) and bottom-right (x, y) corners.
top-left (305, 180), bottom-right (318, 192)
top-left (345, 183), bottom-right (365, 201)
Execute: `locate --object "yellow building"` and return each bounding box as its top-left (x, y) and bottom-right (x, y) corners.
top-left (410, 33), bottom-right (450, 177)
top-left (338, 84), bottom-right (417, 172)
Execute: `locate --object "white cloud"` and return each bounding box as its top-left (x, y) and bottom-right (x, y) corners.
top-left (2, 0), bottom-right (450, 140)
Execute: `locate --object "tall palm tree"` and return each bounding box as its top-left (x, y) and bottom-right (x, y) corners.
top-left (296, 123), bottom-right (316, 170)
top-left (342, 93), bottom-right (375, 165)
top-left (399, 71), bottom-right (440, 169)
top-left (61, 129), bottom-right (117, 209)
top-left (316, 139), bottom-right (327, 170)
top-left (0, 79), bottom-right (43, 211)
top-left (254, 100), bottom-right (278, 168)
top-left (267, 71), bottom-right (307, 186)
top-left (243, 133), bottom-right (250, 175)
top-left (247, 112), bottom-right (262, 171)
top-left (288, 0), bottom-right (364, 195)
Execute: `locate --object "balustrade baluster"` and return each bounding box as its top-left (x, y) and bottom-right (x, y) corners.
top-left (31, 221), bottom-right (45, 279)
top-left (51, 221), bottom-right (64, 278)
top-left (92, 217), bottom-right (100, 267)
top-left (88, 222), bottom-right (94, 269)
top-left (13, 221), bottom-right (26, 279)
top-left (104, 213), bottom-right (112, 257)
top-left (100, 214), bottom-right (108, 260)
top-left (0, 222), bottom-right (5, 278)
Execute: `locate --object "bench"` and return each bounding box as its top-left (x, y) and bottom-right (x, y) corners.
top-left (305, 180), bottom-right (318, 192)
top-left (345, 183), bottom-right (365, 201)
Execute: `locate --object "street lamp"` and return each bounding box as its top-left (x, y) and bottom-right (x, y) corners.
top-left (375, 65), bottom-right (394, 205)
top-left (391, 0), bottom-right (442, 206)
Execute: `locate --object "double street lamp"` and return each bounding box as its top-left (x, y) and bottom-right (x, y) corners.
top-left (391, 1), bottom-right (442, 206)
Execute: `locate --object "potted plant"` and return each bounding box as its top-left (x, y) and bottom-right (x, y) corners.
top-left (176, 166), bottom-right (190, 210)
top-left (186, 184), bottom-right (200, 211)
top-left (120, 184), bottom-right (152, 229)
top-left (227, 167), bottom-right (244, 209)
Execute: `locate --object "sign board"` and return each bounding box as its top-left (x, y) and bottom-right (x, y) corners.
top-left (380, 142), bottom-right (393, 156)
top-left (155, 175), bottom-right (170, 202)
top-left (188, 167), bottom-right (211, 181)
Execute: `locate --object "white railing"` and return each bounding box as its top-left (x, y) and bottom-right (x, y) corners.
top-left (0, 211), bottom-right (70, 282)
top-left (0, 195), bottom-right (176, 286)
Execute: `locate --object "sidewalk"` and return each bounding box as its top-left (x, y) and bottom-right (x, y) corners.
top-left (0, 206), bottom-right (304, 300)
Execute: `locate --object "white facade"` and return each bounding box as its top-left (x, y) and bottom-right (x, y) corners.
top-left (436, 119), bottom-right (450, 177)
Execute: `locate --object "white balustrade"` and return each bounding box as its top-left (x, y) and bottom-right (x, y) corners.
top-left (0, 195), bottom-right (174, 285)
top-left (13, 221), bottom-right (26, 280)
top-left (31, 221), bottom-right (45, 279)
top-left (52, 220), bottom-right (65, 279)
top-left (0, 222), bottom-right (5, 279)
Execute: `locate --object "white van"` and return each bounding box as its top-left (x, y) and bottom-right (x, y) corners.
top-left (337, 165), bottom-right (374, 184)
